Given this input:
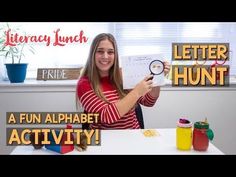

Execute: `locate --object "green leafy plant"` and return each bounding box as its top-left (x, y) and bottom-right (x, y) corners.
top-left (0, 23), bottom-right (35, 64)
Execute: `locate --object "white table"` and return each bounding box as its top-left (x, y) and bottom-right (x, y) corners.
top-left (11, 128), bottom-right (224, 155)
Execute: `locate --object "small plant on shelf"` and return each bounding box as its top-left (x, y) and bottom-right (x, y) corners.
top-left (0, 23), bottom-right (35, 83)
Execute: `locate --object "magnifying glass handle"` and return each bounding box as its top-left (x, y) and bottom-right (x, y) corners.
top-left (147, 75), bottom-right (154, 81)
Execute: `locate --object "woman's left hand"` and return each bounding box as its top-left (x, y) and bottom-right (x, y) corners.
top-left (163, 61), bottom-right (171, 76)
top-left (148, 61), bottom-right (171, 97)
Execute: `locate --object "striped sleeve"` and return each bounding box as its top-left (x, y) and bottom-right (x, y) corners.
top-left (77, 78), bottom-right (121, 124)
top-left (138, 92), bottom-right (159, 107)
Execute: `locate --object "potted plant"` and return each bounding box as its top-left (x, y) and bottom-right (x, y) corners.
top-left (0, 23), bottom-right (35, 83)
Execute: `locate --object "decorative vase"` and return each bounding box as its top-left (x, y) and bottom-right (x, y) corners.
top-left (5, 63), bottom-right (28, 83)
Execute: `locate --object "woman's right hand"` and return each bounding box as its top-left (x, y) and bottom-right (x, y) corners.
top-left (133, 75), bottom-right (154, 97)
top-left (115, 75), bottom-right (154, 117)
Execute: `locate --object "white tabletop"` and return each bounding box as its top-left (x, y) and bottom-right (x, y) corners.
top-left (11, 128), bottom-right (224, 155)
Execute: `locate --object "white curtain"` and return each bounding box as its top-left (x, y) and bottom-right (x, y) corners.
top-left (1, 22), bottom-right (235, 80)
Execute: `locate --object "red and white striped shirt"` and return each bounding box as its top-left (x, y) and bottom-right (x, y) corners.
top-left (77, 76), bottom-right (158, 129)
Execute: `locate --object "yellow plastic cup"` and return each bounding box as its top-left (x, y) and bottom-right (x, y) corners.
top-left (176, 119), bottom-right (192, 151)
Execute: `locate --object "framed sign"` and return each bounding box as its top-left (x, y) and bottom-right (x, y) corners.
top-left (37, 68), bottom-right (82, 80)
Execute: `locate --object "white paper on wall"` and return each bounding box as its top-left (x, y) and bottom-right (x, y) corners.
top-left (120, 54), bottom-right (165, 89)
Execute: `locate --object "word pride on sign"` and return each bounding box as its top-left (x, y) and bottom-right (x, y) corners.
top-left (37, 68), bottom-right (82, 80)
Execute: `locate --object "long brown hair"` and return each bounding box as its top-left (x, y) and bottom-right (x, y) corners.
top-left (76, 33), bottom-right (127, 108)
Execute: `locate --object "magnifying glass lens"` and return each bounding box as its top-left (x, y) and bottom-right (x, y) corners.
top-left (149, 60), bottom-right (164, 75)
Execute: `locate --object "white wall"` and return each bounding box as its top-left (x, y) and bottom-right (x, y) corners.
top-left (1, 83), bottom-right (236, 154)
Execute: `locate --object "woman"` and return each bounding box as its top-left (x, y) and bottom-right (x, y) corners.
top-left (76, 33), bottom-right (170, 129)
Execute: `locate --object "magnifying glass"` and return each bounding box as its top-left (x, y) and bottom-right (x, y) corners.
top-left (148, 60), bottom-right (165, 80)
